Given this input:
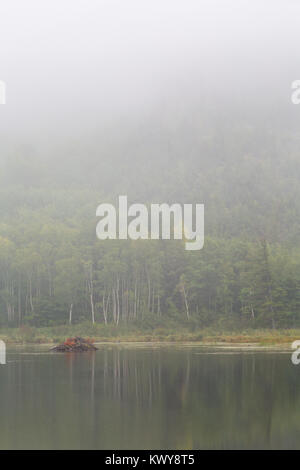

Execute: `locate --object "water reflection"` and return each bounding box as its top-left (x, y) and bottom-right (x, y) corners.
top-left (0, 346), bottom-right (299, 449)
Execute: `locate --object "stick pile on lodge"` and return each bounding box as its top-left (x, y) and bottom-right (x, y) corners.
top-left (51, 337), bottom-right (98, 352)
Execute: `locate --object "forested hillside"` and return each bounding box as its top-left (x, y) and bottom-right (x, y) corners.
top-left (0, 108), bottom-right (299, 330)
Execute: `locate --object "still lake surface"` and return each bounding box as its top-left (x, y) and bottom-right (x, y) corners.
top-left (0, 344), bottom-right (299, 449)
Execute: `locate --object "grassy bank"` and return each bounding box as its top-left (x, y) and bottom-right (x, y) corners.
top-left (0, 323), bottom-right (299, 346)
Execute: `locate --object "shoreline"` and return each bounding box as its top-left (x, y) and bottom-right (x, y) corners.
top-left (2, 339), bottom-right (297, 351)
top-left (1, 325), bottom-right (299, 349)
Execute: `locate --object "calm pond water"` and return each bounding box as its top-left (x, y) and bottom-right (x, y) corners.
top-left (0, 344), bottom-right (299, 449)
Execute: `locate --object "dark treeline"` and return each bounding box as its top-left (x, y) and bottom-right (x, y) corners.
top-left (0, 118), bottom-right (300, 329)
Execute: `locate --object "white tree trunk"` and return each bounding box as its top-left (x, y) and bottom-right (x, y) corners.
top-left (69, 303), bottom-right (73, 324)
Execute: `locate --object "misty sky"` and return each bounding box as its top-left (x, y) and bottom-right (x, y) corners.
top-left (0, 0), bottom-right (300, 141)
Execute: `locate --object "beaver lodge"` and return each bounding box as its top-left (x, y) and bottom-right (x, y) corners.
top-left (51, 337), bottom-right (98, 352)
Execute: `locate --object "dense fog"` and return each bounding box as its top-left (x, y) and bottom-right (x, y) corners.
top-left (0, 0), bottom-right (300, 329)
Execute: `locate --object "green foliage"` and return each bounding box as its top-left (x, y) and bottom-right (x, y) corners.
top-left (0, 122), bottom-right (300, 330)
